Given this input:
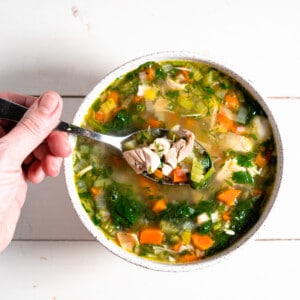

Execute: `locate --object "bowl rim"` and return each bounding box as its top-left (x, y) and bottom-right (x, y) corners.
top-left (64, 51), bottom-right (284, 272)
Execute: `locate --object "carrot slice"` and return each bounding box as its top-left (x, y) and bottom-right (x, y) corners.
top-left (139, 228), bottom-right (164, 245)
top-left (153, 169), bottom-right (164, 179)
top-left (178, 252), bottom-right (198, 262)
top-left (107, 90), bottom-right (119, 104)
top-left (90, 187), bottom-right (102, 196)
top-left (171, 240), bottom-right (183, 252)
top-left (146, 118), bottom-right (163, 128)
top-left (180, 69), bottom-right (191, 83)
top-left (225, 93), bottom-right (240, 111)
top-left (173, 167), bottom-right (188, 183)
top-left (191, 233), bottom-right (214, 250)
top-left (222, 211), bottom-right (231, 221)
top-left (255, 152), bottom-right (268, 168)
top-left (217, 189), bottom-right (242, 206)
top-left (94, 111), bottom-right (106, 123)
top-left (145, 67), bottom-right (155, 81)
top-left (152, 199), bottom-right (167, 213)
top-left (217, 113), bottom-right (237, 132)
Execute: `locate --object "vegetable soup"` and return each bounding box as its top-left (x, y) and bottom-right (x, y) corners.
top-left (73, 60), bottom-right (277, 263)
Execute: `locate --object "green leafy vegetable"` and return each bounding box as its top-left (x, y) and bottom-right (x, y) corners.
top-left (232, 171), bottom-right (254, 184)
top-left (236, 153), bottom-right (254, 167)
top-left (103, 109), bottom-right (132, 133)
top-left (230, 199), bottom-right (260, 232)
top-left (105, 183), bottom-right (144, 227)
top-left (159, 202), bottom-right (195, 223)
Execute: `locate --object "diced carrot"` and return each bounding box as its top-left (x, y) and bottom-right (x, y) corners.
top-left (217, 189), bottom-right (242, 206)
top-left (255, 152), bottom-right (268, 168)
top-left (152, 199), bottom-right (167, 213)
top-left (180, 69), bottom-right (191, 83)
top-left (94, 111), bottom-right (106, 123)
top-left (217, 113), bottom-right (237, 132)
top-left (139, 228), bottom-right (164, 245)
top-left (178, 252), bottom-right (198, 262)
top-left (90, 187), bottom-right (102, 196)
top-left (225, 93), bottom-right (240, 111)
top-left (253, 189), bottom-right (263, 197)
top-left (146, 118), bottom-right (163, 128)
top-left (171, 240), bottom-right (183, 252)
top-left (132, 95), bottom-right (144, 104)
top-left (153, 168), bottom-right (164, 179)
top-left (107, 90), bottom-right (119, 104)
top-left (145, 67), bottom-right (155, 81)
top-left (173, 167), bottom-right (188, 183)
top-left (222, 211), bottom-right (231, 221)
top-left (99, 98), bottom-right (118, 121)
top-left (191, 233), bottom-right (214, 250)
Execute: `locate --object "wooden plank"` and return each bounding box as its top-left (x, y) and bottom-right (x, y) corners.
top-left (0, 1), bottom-right (299, 97)
top-left (13, 97), bottom-right (300, 240)
top-left (0, 240), bottom-right (299, 299)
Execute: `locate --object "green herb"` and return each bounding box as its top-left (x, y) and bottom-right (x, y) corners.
top-left (155, 67), bottom-right (167, 79)
top-left (105, 183), bottom-right (144, 228)
top-left (236, 152), bottom-right (254, 167)
top-left (198, 220), bottom-right (213, 234)
top-left (230, 198), bottom-right (260, 232)
top-left (232, 171), bottom-right (254, 184)
top-left (195, 200), bottom-right (218, 215)
top-left (166, 90), bottom-right (180, 100)
top-left (103, 109), bottom-right (132, 133)
top-left (159, 202), bottom-right (195, 223)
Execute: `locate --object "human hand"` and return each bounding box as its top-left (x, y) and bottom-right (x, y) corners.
top-left (0, 91), bottom-right (71, 252)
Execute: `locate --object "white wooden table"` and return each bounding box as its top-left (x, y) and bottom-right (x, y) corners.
top-left (1, 1), bottom-right (299, 299)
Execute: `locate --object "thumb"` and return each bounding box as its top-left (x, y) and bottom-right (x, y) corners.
top-left (2, 91), bottom-right (63, 165)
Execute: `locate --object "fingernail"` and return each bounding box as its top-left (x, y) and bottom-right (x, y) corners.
top-left (38, 93), bottom-right (59, 114)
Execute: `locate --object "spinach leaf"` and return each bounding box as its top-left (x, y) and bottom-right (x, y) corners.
top-left (207, 232), bottom-right (235, 256)
top-left (230, 199), bottom-right (260, 232)
top-left (159, 202), bottom-right (195, 223)
top-left (236, 153), bottom-right (254, 167)
top-left (195, 200), bottom-right (218, 215)
top-left (232, 171), bottom-right (254, 184)
top-left (105, 183), bottom-right (144, 228)
top-left (103, 109), bottom-right (132, 133)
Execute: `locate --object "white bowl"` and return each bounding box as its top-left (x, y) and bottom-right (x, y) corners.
top-left (64, 51), bottom-right (283, 272)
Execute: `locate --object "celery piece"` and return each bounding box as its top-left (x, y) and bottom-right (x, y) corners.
top-left (201, 69), bottom-right (218, 87)
top-left (177, 95), bottom-right (194, 110)
top-left (79, 144), bottom-right (90, 154)
top-left (123, 139), bottom-right (137, 150)
top-left (193, 69), bottom-right (203, 81)
top-left (100, 98), bottom-right (117, 115)
top-left (181, 230), bottom-right (192, 245)
top-left (191, 158), bottom-right (205, 183)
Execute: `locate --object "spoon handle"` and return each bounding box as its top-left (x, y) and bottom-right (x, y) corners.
top-left (0, 97), bottom-right (27, 122)
top-left (0, 97), bottom-right (122, 149)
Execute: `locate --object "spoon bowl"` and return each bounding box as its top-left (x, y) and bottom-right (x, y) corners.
top-left (0, 97), bottom-right (211, 186)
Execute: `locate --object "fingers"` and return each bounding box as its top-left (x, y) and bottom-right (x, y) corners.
top-left (47, 131), bottom-right (72, 157)
top-left (1, 91), bottom-right (63, 166)
top-left (32, 143), bottom-right (64, 177)
top-left (27, 160), bottom-right (46, 183)
top-left (23, 142), bottom-right (65, 182)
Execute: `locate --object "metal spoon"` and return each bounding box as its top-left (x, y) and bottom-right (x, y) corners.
top-left (0, 97), bottom-right (212, 186)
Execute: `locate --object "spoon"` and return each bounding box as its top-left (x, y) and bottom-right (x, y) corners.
top-left (0, 97), bottom-right (212, 186)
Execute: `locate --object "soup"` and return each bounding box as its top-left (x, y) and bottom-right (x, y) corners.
top-left (73, 60), bottom-right (277, 263)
